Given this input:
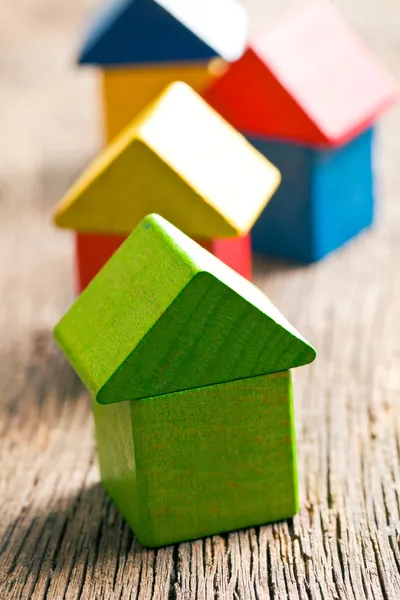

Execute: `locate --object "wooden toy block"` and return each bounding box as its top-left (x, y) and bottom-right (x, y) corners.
top-left (92, 371), bottom-right (298, 547)
top-left (76, 232), bottom-right (253, 293)
top-left (102, 61), bottom-right (223, 142)
top-left (55, 214), bottom-right (315, 403)
top-left (75, 232), bottom-right (127, 293)
top-left (203, 0), bottom-right (397, 262)
top-left (78, 0), bottom-right (247, 143)
top-left (54, 82), bottom-right (279, 238)
top-left (198, 234), bottom-right (252, 280)
top-left (54, 214), bottom-right (316, 547)
top-left (204, 0), bottom-right (397, 146)
top-left (78, 0), bottom-right (248, 66)
top-left (250, 128), bottom-right (375, 262)
top-left (53, 82), bottom-right (280, 287)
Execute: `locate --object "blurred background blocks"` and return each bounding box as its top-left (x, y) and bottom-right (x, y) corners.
top-left (54, 82), bottom-right (281, 289)
top-left (249, 128), bottom-right (375, 262)
top-left (204, 0), bottom-right (397, 262)
top-left (78, 0), bottom-right (248, 141)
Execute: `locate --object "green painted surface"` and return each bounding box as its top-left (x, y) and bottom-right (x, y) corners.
top-left (55, 214), bottom-right (315, 404)
top-left (92, 397), bottom-right (140, 531)
top-left (54, 215), bottom-right (199, 399)
top-left (92, 371), bottom-right (298, 547)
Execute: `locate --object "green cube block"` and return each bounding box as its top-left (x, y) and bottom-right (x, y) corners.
top-left (93, 371), bottom-right (298, 547)
top-left (54, 214), bottom-right (315, 546)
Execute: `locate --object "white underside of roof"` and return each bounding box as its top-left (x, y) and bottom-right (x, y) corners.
top-left (156, 0), bottom-right (248, 61)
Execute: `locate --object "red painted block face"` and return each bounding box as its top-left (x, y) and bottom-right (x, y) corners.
top-left (76, 233), bottom-right (127, 293)
top-left (203, 1), bottom-right (397, 147)
top-left (198, 235), bottom-right (252, 281)
top-left (76, 232), bottom-right (252, 294)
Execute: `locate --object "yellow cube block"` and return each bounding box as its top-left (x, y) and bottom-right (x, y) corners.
top-left (102, 60), bottom-right (226, 142)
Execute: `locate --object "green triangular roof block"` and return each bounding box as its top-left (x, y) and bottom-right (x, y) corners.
top-left (54, 214), bottom-right (315, 404)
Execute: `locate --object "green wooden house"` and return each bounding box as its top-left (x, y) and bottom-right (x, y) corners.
top-left (54, 214), bottom-right (316, 547)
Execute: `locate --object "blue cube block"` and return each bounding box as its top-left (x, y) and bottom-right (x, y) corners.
top-left (249, 128), bottom-right (375, 263)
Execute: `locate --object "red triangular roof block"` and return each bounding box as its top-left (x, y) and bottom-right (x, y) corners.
top-left (203, 1), bottom-right (398, 147)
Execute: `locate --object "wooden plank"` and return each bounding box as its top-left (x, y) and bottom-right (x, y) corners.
top-left (55, 214), bottom-right (315, 404)
top-left (93, 371), bottom-right (298, 547)
top-left (54, 82), bottom-right (281, 238)
top-left (1, 0), bottom-right (400, 598)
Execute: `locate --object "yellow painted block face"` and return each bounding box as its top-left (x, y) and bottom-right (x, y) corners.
top-left (103, 62), bottom-right (222, 142)
top-left (54, 82), bottom-right (281, 239)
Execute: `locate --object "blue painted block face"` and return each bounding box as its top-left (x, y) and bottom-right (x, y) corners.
top-left (249, 128), bottom-right (374, 263)
top-left (78, 0), bottom-right (248, 66)
top-left (79, 0), bottom-right (218, 66)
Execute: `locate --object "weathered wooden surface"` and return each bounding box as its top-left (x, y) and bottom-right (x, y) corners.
top-left (1, 1), bottom-right (400, 598)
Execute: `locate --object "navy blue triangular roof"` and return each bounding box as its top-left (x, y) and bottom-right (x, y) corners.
top-left (79, 0), bottom-right (248, 66)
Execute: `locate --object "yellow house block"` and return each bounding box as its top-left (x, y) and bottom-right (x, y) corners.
top-left (54, 82), bottom-right (280, 239)
top-left (102, 60), bottom-right (226, 142)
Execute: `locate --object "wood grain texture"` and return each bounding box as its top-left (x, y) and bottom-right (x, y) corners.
top-left (93, 371), bottom-right (298, 547)
top-left (1, 0), bottom-right (400, 598)
top-left (54, 82), bottom-right (281, 238)
top-left (203, 0), bottom-right (397, 146)
top-left (55, 214), bottom-right (315, 404)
